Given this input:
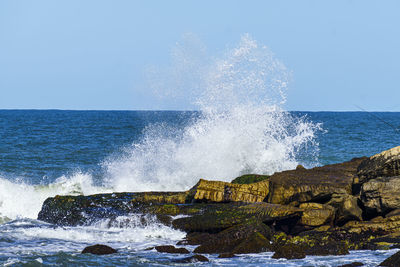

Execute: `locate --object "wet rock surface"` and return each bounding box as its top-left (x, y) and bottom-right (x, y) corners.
top-left (154, 245), bottom-right (189, 254)
top-left (38, 146), bottom-right (400, 258)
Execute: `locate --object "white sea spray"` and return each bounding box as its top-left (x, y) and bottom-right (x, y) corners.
top-left (104, 34), bottom-right (321, 192)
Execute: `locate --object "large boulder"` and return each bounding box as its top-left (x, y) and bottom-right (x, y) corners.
top-left (360, 176), bottom-right (400, 217)
top-left (266, 158), bottom-right (365, 205)
top-left (357, 146), bottom-right (400, 185)
top-left (328, 193), bottom-right (363, 225)
top-left (299, 203), bottom-right (335, 227)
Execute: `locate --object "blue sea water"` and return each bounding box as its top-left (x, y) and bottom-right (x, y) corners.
top-left (0, 110), bottom-right (399, 266)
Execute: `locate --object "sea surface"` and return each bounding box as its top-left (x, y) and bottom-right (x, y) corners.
top-left (0, 110), bottom-right (399, 266)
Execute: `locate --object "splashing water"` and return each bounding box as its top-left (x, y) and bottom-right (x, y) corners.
top-left (104, 35), bottom-right (321, 192)
top-left (0, 174), bottom-right (111, 221)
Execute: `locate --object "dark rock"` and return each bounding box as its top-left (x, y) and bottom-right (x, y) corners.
top-left (174, 254), bottom-right (209, 263)
top-left (155, 245), bottom-right (189, 254)
top-left (338, 262), bottom-right (364, 267)
top-left (81, 244), bottom-right (117, 255)
top-left (327, 194), bottom-right (362, 225)
top-left (218, 253), bottom-right (236, 258)
top-left (193, 221), bottom-right (272, 254)
top-left (232, 232), bottom-right (270, 254)
top-left (379, 250), bottom-right (400, 266)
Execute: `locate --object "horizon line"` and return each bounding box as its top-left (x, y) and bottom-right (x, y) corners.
top-left (1, 108), bottom-right (400, 113)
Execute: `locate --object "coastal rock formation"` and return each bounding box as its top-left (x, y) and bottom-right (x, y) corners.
top-left (37, 145), bottom-right (400, 259)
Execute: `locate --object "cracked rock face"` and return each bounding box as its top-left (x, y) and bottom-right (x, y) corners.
top-left (357, 146), bottom-right (400, 185)
top-left (361, 176), bottom-right (400, 217)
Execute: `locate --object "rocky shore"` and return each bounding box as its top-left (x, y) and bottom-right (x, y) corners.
top-left (38, 146), bottom-right (400, 263)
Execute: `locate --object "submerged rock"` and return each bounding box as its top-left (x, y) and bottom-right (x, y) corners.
top-left (218, 252), bottom-right (236, 258)
top-left (81, 244), bottom-right (117, 255)
top-left (155, 245), bottom-right (189, 254)
top-left (338, 262), bottom-right (364, 267)
top-left (174, 254), bottom-right (209, 263)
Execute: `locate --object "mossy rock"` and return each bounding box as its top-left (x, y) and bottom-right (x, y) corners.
top-left (231, 174), bottom-right (270, 184)
top-left (172, 202), bottom-right (302, 233)
top-left (193, 221), bottom-right (272, 254)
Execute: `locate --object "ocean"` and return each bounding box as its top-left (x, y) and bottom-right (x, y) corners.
top-left (0, 110), bottom-right (399, 266)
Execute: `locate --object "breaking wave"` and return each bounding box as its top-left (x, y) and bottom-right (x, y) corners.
top-left (104, 34), bottom-right (321, 192)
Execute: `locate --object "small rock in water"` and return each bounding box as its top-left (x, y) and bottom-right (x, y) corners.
top-left (174, 254), bottom-right (209, 263)
top-left (81, 244), bottom-right (117, 255)
top-left (271, 244), bottom-right (306, 260)
top-left (379, 251), bottom-right (400, 266)
top-left (338, 262), bottom-right (364, 267)
top-left (155, 245), bottom-right (190, 254)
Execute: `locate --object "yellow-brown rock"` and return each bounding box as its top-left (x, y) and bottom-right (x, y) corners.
top-left (299, 203), bottom-right (335, 227)
top-left (328, 193), bottom-right (362, 225)
top-left (131, 191), bottom-right (189, 204)
top-left (344, 215), bottom-right (400, 234)
top-left (192, 179), bottom-right (269, 203)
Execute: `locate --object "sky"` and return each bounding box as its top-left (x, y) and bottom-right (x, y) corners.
top-left (0, 0), bottom-right (399, 111)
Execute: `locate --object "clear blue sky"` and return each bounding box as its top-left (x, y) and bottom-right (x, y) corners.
top-left (1, 0), bottom-right (399, 111)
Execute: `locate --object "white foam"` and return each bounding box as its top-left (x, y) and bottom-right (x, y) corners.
top-left (2, 216), bottom-right (185, 253)
top-left (104, 35), bottom-right (321, 192)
